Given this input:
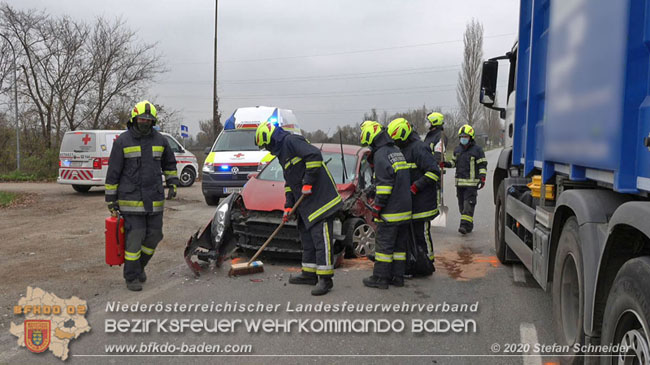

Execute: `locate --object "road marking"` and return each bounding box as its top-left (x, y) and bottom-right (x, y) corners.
top-left (520, 322), bottom-right (542, 365)
top-left (513, 264), bottom-right (526, 283)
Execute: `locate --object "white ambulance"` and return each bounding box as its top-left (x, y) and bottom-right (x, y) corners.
top-left (201, 106), bottom-right (301, 205)
top-left (57, 130), bottom-right (199, 192)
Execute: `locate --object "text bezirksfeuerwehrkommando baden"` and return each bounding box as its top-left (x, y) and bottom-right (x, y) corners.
top-left (105, 301), bottom-right (479, 314)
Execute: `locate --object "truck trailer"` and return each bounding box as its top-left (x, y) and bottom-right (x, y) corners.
top-left (480, 0), bottom-right (650, 363)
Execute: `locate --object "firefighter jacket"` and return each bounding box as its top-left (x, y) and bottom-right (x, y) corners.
top-left (423, 127), bottom-right (446, 165)
top-left (448, 140), bottom-right (487, 187)
top-left (399, 133), bottom-right (440, 221)
top-left (370, 131), bottom-right (412, 224)
top-left (269, 127), bottom-right (342, 229)
top-left (105, 127), bottom-right (179, 214)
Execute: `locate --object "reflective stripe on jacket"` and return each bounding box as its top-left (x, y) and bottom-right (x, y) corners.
top-left (370, 132), bottom-right (412, 224)
top-left (400, 133), bottom-right (440, 221)
top-left (448, 140), bottom-right (487, 187)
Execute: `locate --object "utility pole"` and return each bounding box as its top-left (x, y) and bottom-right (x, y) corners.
top-left (0, 33), bottom-right (19, 170)
top-left (213, 0), bottom-right (221, 137)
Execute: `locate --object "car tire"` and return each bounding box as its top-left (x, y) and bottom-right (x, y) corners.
top-left (179, 167), bottom-right (196, 187)
top-left (204, 195), bottom-right (219, 206)
top-left (72, 185), bottom-right (91, 193)
top-left (495, 181), bottom-right (516, 264)
top-left (552, 216), bottom-right (585, 364)
top-left (599, 256), bottom-right (650, 365)
top-left (343, 217), bottom-right (375, 258)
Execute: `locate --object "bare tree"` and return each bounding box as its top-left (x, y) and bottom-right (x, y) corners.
top-left (456, 19), bottom-right (484, 128)
top-left (196, 119), bottom-right (218, 148)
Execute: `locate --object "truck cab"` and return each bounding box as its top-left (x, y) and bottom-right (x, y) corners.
top-left (201, 106), bottom-right (301, 205)
top-left (480, 0), bottom-right (650, 363)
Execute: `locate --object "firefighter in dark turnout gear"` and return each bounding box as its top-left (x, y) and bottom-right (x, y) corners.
top-left (360, 123), bottom-right (412, 289)
top-left (442, 124), bottom-right (487, 234)
top-left (423, 112), bottom-right (446, 209)
top-left (387, 118), bottom-right (440, 266)
top-left (105, 100), bottom-right (179, 291)
top-left (255, 122), bottom-right (342, 296)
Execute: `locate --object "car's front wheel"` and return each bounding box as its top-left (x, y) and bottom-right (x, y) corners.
top-left (179, 167), bottom-right (196, 187)
top-left (343, 218), bottom-right (375, 258)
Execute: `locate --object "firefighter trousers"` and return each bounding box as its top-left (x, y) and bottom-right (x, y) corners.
top-left (411, 220), bottom-right (435, 262)
top-left (373, 223), bottom-right (409, 279)
top-left (298, 216), bottom-right (334, 278)
top-left (123, 213), bottom-right (163, 282)
top-left (456, 187), bottom-right (477, 231)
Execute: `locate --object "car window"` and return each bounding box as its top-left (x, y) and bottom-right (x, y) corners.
top-left (165, 135), bottom-right (183, 153)
top-left (212, 130), bottom-right (257, 152)
top-left (60, 132), bottom-right (96, 153)
top-left (257, 152), bottom-right (357, 184)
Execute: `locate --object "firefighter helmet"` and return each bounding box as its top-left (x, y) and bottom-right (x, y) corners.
top-left (360, 120), bottom-right (379, 130)
top-left (387, 118), bottom-right (412, 142)
top-left (360, 122), bottom-right (383, 147)
top-left (427, 112), bottom-right (444, 127)
top-left (458, 124), bottom-right (475, 139)
top-left (130, 100), bottom-right (157, 123)
top-left (255, 122), bottom-right (275, 149)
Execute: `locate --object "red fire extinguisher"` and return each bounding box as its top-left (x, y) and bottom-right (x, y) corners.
top-left (105, 213), bottom-right (125, 266)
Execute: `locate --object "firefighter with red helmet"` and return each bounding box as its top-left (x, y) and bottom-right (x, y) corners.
top-left (105, 100), bottom-right (179, 291)
top-left (255, 122), bottom-right (342, 296)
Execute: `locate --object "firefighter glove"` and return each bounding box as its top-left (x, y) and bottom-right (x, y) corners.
top-left (478, 177), bottom-right (486, 190)
top-left (440, 161), bottom-right (451, 168)
top-left (282, 207), bottom-right (293, 223)
top-left (301, 184), bottom-right (313, 195)
top-left (410, 184), bottom-right (418, 195)
top-left (370, 204), bottom-right (382, 220)
top-left (107, 201), bottom-right (119, 215)
top-left (167, 184), bottom-right (177, 200)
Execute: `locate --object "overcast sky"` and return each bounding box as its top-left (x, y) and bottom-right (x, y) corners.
top-left (10, 0), bottom-right (519, 136)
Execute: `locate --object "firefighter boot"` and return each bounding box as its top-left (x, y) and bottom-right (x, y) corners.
top-left (363, 275), bottom-right (389, 289)
top-left (311, 277), bottom-right (333, 296)
top-left (126, 279), bottom-right (142, 292)
top-left (138, 271), bottom-right (147, 283)
top-left (289, 271), bottom-right (318, 285)
top-left (390, 276), bottom-right (405, 287)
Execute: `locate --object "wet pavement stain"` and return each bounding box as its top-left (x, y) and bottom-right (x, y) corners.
top-left (435, 246), bottom-right (499, 281)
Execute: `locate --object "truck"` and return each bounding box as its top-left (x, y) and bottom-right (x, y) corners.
top-left (480, 0), bottom-right (650, 363)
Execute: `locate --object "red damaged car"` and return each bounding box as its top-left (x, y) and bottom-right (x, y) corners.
top-left (185, 143), bottom-right (377, 275)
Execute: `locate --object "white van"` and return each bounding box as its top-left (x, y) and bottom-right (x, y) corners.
top-left (201, 106), bottom-right (301, 205)
top-left (57, 130), bottom-right (199, 192)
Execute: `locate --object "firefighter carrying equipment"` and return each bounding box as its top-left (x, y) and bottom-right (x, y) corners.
top-left (427, 112), bottom-right (444, 127)
top-left (367, 130), bottom-right (412, 224)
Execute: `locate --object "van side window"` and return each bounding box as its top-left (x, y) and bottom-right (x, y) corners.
top-left (165, 136), bottom-right (183, 153)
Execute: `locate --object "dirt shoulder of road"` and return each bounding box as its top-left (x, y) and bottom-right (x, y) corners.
top-left (0, 182), bottom-right (215, 330)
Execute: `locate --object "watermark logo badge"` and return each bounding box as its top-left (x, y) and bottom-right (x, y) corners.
top-left (25, 320), bottom-right (51, 353)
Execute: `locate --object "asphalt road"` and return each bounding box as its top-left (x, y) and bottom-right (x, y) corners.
top-left (1, 148), bottom-right (561, 365)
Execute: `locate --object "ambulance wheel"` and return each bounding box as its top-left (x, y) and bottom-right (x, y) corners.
top-left (179, 167), bottom-right (196, 187)
top-left (72, 185), bottom-right (91, 193)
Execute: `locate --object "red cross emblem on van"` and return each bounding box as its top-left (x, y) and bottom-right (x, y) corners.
top-left (233, 153), bottom-right (244, 159)
top-left (82, 134), bottom-right (91, 145)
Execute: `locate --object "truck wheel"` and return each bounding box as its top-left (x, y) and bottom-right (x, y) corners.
top-left (72, 185), bottom-right (91, 193)
top-left (204, 195), bottom-right (219, 206)
top-left (343, 218), bottom-right (375, 258)
top-left (179, 167), bottom-right (196, 187)
top-left (494, 181), bottom-right (514, 264)
top-left (552, 217), bottom-right (585, 363)
top-left (600, 256), bottom-right (650, 365)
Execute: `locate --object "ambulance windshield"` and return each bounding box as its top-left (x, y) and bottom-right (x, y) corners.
top-left (211, 130), bottom-right (257, 152)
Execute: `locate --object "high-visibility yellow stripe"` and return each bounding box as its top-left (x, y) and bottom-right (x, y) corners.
top-left (141, 246), bottom-right (155, 255)
top-left (123, 146), bottom-right (141, 154)
top-left (375, 253), bottom-right (393, 263)
top-left (324, 222), bottom-right (331, 266)
top-left (291, 157), bottom-right (302, 165)
top-left (152, 146), bottom-right (164, 152)
top-left (125, 250), bottom-right (141, 261)
top-left (476, 158), bottom-right (487, 164)
top-left (393, 252), bottom-right (406, 261)
top-left (379, 211), bottom-right (412, 222)
top-left (306, 161), bottom-right (322, 169)
top-left (308, 195), bottom-right (342, 222)
top-left (285, 186), bottom-right (292, 193)
top-left (479, 169), bottom-right (487, 175)
top-left (105, 184), bottom-right (118, 190)
top-left (302, 263), bottom-right (317, 273)
top-left (406, 163), bottom-right (418, 169)
top-left (392, 161), bottom-right (408, 172)
top-left (164, 170), bottom-right (177, 176)
top-left (284, 161), bottom-right (291, 169)
top-left (317, 269), bottom-right (334, 275)
top-left (461, 215), bottom-right (474, 222)
top-left (376, 185), bottom-right (392, 195)
top-left (412, 209), bottom-right (439, 220)
top-left (118, 200), bottom-right (144, 207)
top-left (470, 157), bottom-right (475, 181)
top-left (425, 171), bottom-right (439, 181)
